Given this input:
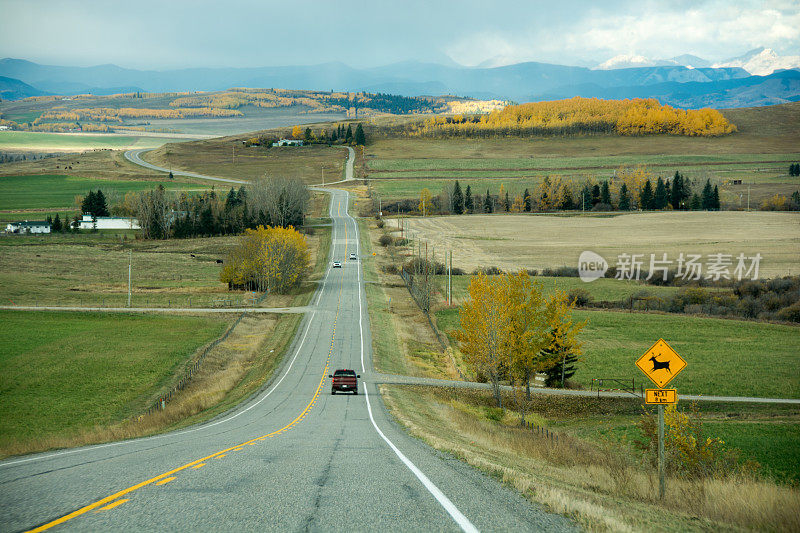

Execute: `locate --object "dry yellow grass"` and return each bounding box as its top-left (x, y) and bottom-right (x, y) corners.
top-left (381, 385), bottom-right (800, 532)
top-left (403, 211), bottom-right (800, 277)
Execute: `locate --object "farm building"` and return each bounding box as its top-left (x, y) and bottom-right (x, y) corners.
top-left (272, 139), bottom-right (304, 147)
top-left (78, 214), bottom-right (140, 230)
top-left (5, 221), bottom-right (51, 234)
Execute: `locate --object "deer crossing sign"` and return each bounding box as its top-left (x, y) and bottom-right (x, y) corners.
top-left (635, 338), bottom-right (687, 388)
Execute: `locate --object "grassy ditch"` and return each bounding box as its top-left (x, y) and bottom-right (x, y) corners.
top-left (381, 385), bottom-right (800, 532)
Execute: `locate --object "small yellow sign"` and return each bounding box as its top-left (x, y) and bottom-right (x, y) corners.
top-left (635, 338), bottom-right (686, 388)
top-left (645, 388), bottom-right (678, 404)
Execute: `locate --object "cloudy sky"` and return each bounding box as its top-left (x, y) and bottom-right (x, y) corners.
top-left (1, 0), bottom-right (797, 69)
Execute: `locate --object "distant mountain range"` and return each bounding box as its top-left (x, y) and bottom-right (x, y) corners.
top-left (1, 53), bottom-right (798, 110)
top-left (594, 48), bottom-right (800, 76)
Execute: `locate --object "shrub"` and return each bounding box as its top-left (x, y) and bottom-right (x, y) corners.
top-left (472, 265), bottom-right (503, 275)
top-left (376, 219), bottom-right (385, 228)
top-left (777, 301), bottom-right (800, 322)
top-left (568, 288), bottom-right (592, 306)
top-left (382, 264), bottom-right (400, 275)
top-left (378, 234), bottom-right (393, 246)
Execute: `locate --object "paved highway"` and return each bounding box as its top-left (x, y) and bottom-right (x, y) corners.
top-left (0, 189), bottom-right (575, 532)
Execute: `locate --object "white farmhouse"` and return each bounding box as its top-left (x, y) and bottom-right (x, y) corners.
top-left (78, 214), bottom-right (140, 230)
top-left (272, 139), bottom-right (304, 147)
top-left (5, 221), bottom-right (51, 234)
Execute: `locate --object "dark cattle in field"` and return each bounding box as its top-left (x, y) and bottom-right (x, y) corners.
top-left (216, 259), bottom-right (223, 264)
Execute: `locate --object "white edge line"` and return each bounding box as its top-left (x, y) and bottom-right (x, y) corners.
top-left (363, 386), bottom-right (478, 533)
top-left (351, 189), bottom-right (476, 533)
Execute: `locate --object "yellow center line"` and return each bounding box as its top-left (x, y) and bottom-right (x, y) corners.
top-left (27, 194), bottom-right (350, 533)
top-left (155, 477), bottom-right (176, 486)
top-left (192, 463), bottom-right (206, 469)
top-left (95, 499), bottom-right (129, 512)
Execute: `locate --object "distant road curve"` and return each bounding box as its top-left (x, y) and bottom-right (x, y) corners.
top-left (124, 149), bottom-right (248, 185)
top-left (126, 145), bottom-right (356, 186)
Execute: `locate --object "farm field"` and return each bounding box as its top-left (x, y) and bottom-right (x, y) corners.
top-left (436, 307), bottom-right (800, 399)
top-left (0, 310), bottom-right (228, 454)
top-left (401, 211), bottom-right (800, 277)
top-left (0, 148), bottom-right (168, 181)
top-left (363, 103), bottom-right (800, 203)
top-left (143, 138), bottom-right (349, 184)
top-left (0, 131), bottom-right (181, 152)
top-left (0, 174), bottom-right (204, 213)
top-left (0, 230), bottom-right (328, 309)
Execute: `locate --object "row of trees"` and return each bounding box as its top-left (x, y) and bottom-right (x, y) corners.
top-left (80, 189), bottom-right (110, 217)
top-left (290, 123), bottom-right (366, 145)
top-left (406, 97), bottom-right (736, 138)
top-left (418, 173), bottom-right (721, 216)
top-left (454, 272), bottom-right (584, 409)
top-left (789, 163), bottom-right (800, 177)
top-left (129, 177), bottom-right (309, 239)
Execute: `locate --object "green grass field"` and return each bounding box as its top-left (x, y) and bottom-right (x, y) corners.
top-left (0, 131), bottom-right (179, 151)
top-left (0, 174), bottom-right (204, 212)
top-left (0, 311), bottom-right (228, 450)
top-left (436, 307), bottom-right (800, 399)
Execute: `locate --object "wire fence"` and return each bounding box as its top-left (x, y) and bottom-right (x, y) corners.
top-left (141, 291), bottom-right (268, 416)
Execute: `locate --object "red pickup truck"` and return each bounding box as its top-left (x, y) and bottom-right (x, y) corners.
top-left (330, 369), bottom-right (360, 395)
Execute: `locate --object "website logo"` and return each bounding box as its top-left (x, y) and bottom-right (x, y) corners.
top-left (578, 251), bottom-right (608, 282)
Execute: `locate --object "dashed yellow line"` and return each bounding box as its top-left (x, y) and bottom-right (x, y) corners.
top-left (95, 499), bottom-right (129, 512)
top-left (26, 193), bottom-right (351, 533)
top-left (192, 463), bottom-right (206, 469)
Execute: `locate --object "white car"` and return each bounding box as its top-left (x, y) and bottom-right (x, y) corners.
top-left (349, 253), bottom-right (357, 260)
top-left (332, 261), bottom-right (342, 268)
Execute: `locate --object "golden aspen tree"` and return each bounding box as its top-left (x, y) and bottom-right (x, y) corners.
top-left (418, 188), bottom-right (432, 216)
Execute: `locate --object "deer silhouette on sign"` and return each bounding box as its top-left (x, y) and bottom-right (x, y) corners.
top-left (649, 355), bottom-right (671, 373)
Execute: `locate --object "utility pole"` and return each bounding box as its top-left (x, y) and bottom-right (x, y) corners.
top-left (658, 404), bottom-right (666, 500)
top-left (448, 250), bottom-right (452, 306)
top-left (127, 250), bottom-right (132, 308)
top-left (747, 185), bottom-right (751, 211)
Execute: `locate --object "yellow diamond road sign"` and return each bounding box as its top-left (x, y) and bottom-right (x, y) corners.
top-left (635, 338), bottom-right (686, 388)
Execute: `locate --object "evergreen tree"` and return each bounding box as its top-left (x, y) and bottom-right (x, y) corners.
top-left (600, 181), bottom-right (612, 206)
top-left (690, 193), bottom-right (702, 210)
top-left (355, 123), bottom-right (366, 146)
top-left (345, 124), bottom-right (353, 143)
top-left (523, 188), bottom-right (531, 212)
top-left (701, 179), bottom-right (714, 210)
top-left (618, 184), bottom-right (630, 210)
top-left (654, 177), bottom-right (668, 209)
top-left (670, 171), bottom-right (683, 209)
top-left (168, 171), bottom-right (174, 180)
top-left (330, 128), bottom-right (338, 142)
top-left (791, 190), bottom-right (800, 205)
top-left (95, 190), bottom-right (109, 216)
top-left (484, 189), bottom-right (493, 213)
top-left (712, 185), bottom-right (721, 210)
top-left (640, 180), bottom-right (654, 210)
top-left (452, 180), bottom-right (464, 214)
top-left (591, 184), bottom-right (601, 206)
top-left (304, 127), bottom-right (312, 142)
top-left (561, 187), bottom-right (575, 210)
top-left (580, 185), bottom-right (592, 210)
top-left (81, 190), bottom-right (96, 215)
top-left (52, 213), bottom-right (62, 232)
top-left (225, 188), bottom-right (239, 211)
top-left (464, 185), bottom-right (473, 213)
top-left (504, 190), bottom-right (510, 212)
top-left (541, 328), bottom-right (580, 388)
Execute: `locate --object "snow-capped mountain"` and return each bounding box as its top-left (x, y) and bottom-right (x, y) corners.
top-left (596, 48), bottom-right (799, 75)
top-left (712, 48), bottom-right (800, 76)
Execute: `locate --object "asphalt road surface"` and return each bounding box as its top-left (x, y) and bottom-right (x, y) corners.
top-left (0, 190), bottom-right (576, 532)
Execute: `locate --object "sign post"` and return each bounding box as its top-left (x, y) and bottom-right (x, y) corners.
top-left (635, 338), bottom-right (686, 501)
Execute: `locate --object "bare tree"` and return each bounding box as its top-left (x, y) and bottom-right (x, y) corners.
top-left (135, 185), bottom-right (172, 239)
